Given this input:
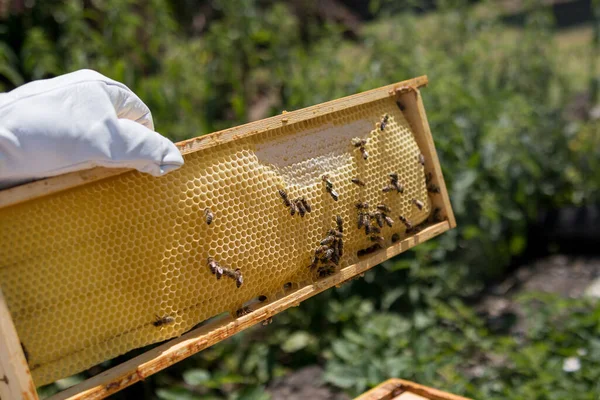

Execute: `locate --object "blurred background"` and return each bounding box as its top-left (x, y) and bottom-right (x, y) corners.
top-left (1, 0), bottom-right (600, 398)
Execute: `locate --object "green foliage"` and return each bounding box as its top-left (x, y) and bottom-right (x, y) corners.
top-left (2, 0), bottom-right (599, 399)
top-left (325, 295), bottom-right (600, 399)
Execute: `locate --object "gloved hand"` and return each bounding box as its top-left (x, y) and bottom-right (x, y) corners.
top-left (0, 69), bottom-right (184, 189)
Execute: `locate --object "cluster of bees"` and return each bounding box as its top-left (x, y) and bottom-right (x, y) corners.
top-left (207, 257), bottom-right (244, 288)
top-left (278, 189), bottom-right (312, 217)
top-left (308, 216), bottom-right (344, 278)
top-left (356, 202), bottom-right (394, 246)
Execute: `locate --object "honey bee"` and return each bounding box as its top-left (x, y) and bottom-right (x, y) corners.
top-left (320, 235), bottom-right (336, 246)
top-left (331, 245), bottom-right (340, 265)
top-left (351, 178), bottom-right (366, 186)
top-left (322, 174), bottom-right (333, 188)
top-left (289, 201), bottom-right (298, 216)
top-left (365, 223), bottom-right (372, 235)
top-left (296, 199), bottom-right (307, 217)
top-left (413, 199), bottom-right (424, 210)
top-left (336, 215), bottom-right (344, 233)
top-left (315, 245), bottom-right (329, 255)
top-left (337, 238), bottom-right (344, 257)
top-left (153, 315), bottom-right (175, 327)
top-left (327, 187), bottom-right (339, 201)
top-left (357, 212), bottom-right (365, 229)
top-left (399, 215), bottom-right (413, 230)
top-left (309, 255), bottom-right (319, 269)
top-left (383, 215), bottom-right (394, 227)
top-left (317, 265), bottom-right (336, 278)
top-left (380, 114), bottom-right (389, 131)
top-left (300, 197), bottom-right (312, 213)
top-left (370, 235), bottom-right (385, 244)
top-left (372, 212), bottom-right (384, 228)
top-left (382, 185), bottom-right (395, 193)
top-left (391, 233), bottom-right (400, 242)
top-left (258, 295), bottom-right (268, 302)
top-left (222, 267), bottom-right (243, 287)
top-left (262, 317), bottom-right (273, 326)
top-left (361, 213), bottom-right (371, 230)
top-left (322, 248), bottom-right (335, 261)
top-left (377, 204), bottom-right (391, 213)
top-left (283, 282), bottom-right (293, 290)
top-left (236, 307), bottom-right (251, 317)
top-left (393, 181), bottom-right (404, 193)
top-left (388, 173), bottom-right (404, 193)
top-left (351, 138), bottom-right (368, 160)
top-left (370, 224), bottom-right (381, 234)
top-left (235, 269), bottom-right (243, 288)
top-left (427, 184), bottom-right (440, 194)
top-left (351, 137), bottom-right (367, 147)
top-left (204, 208), bottom-right (214, 225)
top-left (425, 172), bottom-right (433, 184)
top-left (207, 257), bottom-right (219, 275)
top-left (358, 147), bottom-right (369, 160)
top-left (418, 153), bottom-right (425, 166)
top-left (432, 207), bottom-right (443, 222)
top-left (356, 202), bottom-right (369, 209)
top-left (278, 188), bottom-right (291, 207)
top-left (329, 229), bottom-right (343, 238)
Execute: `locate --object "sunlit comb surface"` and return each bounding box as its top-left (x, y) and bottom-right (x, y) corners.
top-left (0, 96), bottom-right (432, 386)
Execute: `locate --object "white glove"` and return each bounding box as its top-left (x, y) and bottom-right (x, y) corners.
top-left (0, 69), bottom-right (184, 189)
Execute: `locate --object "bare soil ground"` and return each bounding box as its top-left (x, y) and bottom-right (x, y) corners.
top-left (478, 254), bottom-right (600, 336)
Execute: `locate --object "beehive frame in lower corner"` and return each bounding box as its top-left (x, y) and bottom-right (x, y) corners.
top-left (354, 378), bottom-right (471, 400)
top-left (0, 75), bottom-right (455, 400)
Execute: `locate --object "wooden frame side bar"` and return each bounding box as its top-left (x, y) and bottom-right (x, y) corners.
top-left (0, 76), bottom-right (428, 210)
top-left (393, 87), bottom-right (456, 229)
top-left (0, 288), bottom-right (38, 400)
top-left (49, 221), bottom-right (450, 400)
top-left (354, 378), bottom-right (471, 400)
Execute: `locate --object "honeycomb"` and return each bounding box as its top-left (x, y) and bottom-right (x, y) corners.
top-left (0, 96), bottom-right (432, 386)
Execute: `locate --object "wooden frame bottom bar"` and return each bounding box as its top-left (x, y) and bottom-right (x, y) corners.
top-left (49, 221), bottom-right (450, 400)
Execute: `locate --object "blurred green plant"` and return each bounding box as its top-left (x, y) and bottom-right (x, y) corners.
top-left (2, 0), bottom-right (599, 399)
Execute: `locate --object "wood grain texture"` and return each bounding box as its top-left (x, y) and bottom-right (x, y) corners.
top-left (0, 76), bottom-right (428, 210)
top-left (354, 378), bottom-right (471, 400)
top-left (49, 222), bottom-right (450, 400)
top-left (0, 288), bottom-right (38, 400)
top-left (394, 87), bottom-right (456, 228)
top-left (395, 393), bottom-right (429, 400)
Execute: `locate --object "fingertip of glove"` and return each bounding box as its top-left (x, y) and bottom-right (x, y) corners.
top-left (159, 140), bottom-right (184, 175)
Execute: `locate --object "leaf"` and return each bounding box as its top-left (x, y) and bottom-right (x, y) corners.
top-left (183, 369), bottom-right (211, 386)
top-left (381, 287), bottom-right (405, 310)
top-left (156, 387), bottom-right (203, 400)
top-left (509, 235), bottom-right (526, 255)
top-left (281, 331), bottom-right (314, 353)
top-left (232, 385), bottom-right (271, 400)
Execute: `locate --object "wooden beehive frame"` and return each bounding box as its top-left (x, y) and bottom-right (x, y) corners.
top-left (0, 76), bottom-right (455, 400)
top-left (354, 378), bottom-right (471, 400)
